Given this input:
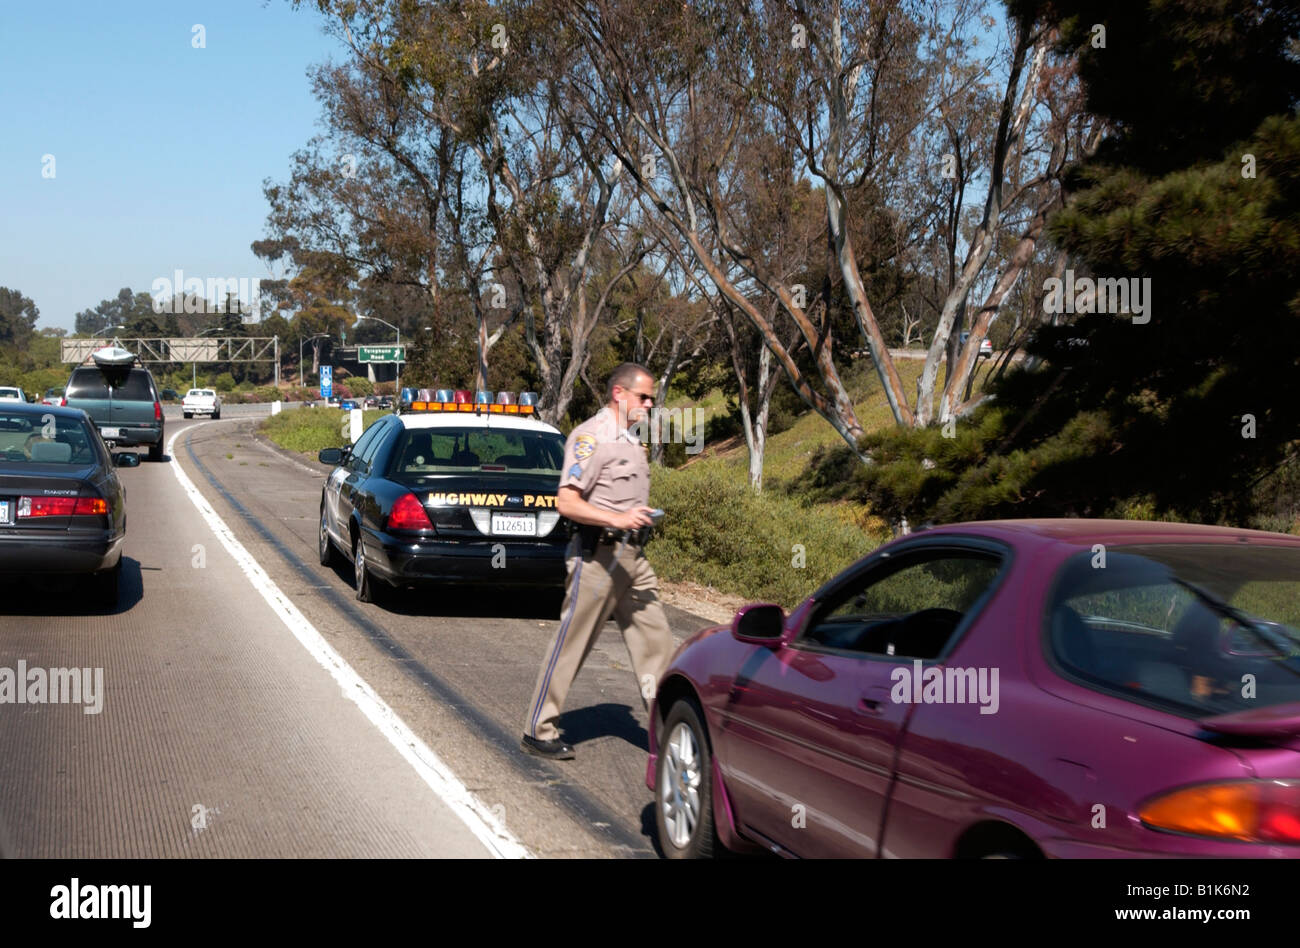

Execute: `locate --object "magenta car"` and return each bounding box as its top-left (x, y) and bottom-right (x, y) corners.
top-left (647, 520), bottom-right (1300, 858)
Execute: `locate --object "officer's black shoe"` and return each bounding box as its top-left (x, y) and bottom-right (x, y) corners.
top-left (520, 735), bottom-right (575, 760)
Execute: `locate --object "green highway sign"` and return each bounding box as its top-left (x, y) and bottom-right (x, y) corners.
top-left (358, 345), bottom-right (405, 363)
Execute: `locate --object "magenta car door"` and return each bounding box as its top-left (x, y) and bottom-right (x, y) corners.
top-left (719, 541), bottom-right (1009, 857)
top-left (719, 644), bottom-right (902, 857)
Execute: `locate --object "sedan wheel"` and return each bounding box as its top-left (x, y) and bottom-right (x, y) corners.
top-left (656, 698), bottom-right (719, 858)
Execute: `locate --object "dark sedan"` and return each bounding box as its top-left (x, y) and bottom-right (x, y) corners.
top-left (317, 409), bottom-right (571, 603)
top-left (649, 519), bottom-right (1300, 859)
top-left (0, 403), bottom-right (137, 608)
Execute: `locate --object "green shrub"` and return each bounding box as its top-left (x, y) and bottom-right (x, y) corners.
top-left (252, 386), bottom-right (282, 402)
top-left (212, 372), bottom-right (236, 392)
top-left (647, 461), bottom-right (877, 607)
top-left (345, 376), bottom-right (374, 396)
top-left (259, 408), bottom-right (386, 454)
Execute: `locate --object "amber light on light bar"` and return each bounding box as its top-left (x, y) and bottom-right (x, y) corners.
top-left (405, 400), bottom-right (536, 414)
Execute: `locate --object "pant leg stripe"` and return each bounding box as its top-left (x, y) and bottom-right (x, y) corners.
top-left (529, 553), bottom-right (584, 738)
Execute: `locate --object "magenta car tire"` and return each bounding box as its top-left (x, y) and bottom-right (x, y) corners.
top-left (656, 698), bottom-right (719, 859)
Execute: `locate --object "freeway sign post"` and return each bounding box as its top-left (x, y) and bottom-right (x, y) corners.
top-left (319, 365), bottom-right (333, 400)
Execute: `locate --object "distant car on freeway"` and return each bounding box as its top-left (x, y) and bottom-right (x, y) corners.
top-left (41, 387), bottom-right (65, 405)
top-left (160, 388), bottom-right (181, 402)
top-left (61, 347), bottom-right (165, 462)
top-left (649, 519), bottom-right (1300, 859)
top-left (182, 388), bottom-right (222, 419)
top-left (339, 398), bottom-right (360, 411)
top-left (0, 387), bottom-right (26, 403)
top-left (378, 395), bottom-right (394, 410)
top-left (317, 388), bottom-right (568, 603)
top-left (959, 331), bottom-right (994, 358)
top-left (0, 401), bottom-right (138, 608)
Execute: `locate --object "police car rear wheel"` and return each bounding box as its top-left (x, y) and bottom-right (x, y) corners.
top-left (353, 536), bottom-right (382, 604)
top-left (656, 699), bottom-right (719, 859)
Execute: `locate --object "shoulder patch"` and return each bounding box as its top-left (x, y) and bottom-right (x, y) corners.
top-left (568, 463), bottom-right (584, 477)
top-left (574, 434), bottom-right (597, 460)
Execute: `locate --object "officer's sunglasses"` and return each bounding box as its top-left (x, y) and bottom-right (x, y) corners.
top-left (619, 386), bottom-right (655, 407)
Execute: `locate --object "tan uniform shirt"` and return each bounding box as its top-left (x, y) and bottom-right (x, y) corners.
top-left (559, 406), bottom-right (649, 512)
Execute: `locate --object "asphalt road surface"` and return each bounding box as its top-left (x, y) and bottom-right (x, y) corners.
top-left (0, 411), bottom-right (717, 858)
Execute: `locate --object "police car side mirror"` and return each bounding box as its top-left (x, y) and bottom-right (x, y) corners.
top-left (732, 604), bottom-right (786, 646)
top-left (318, 447), bottom-right (344, 465)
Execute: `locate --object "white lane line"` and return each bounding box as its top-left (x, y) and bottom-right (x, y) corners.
top-left (166, 424), bottom-right (529, 859)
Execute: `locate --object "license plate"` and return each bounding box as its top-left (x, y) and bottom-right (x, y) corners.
top-left (0, 500), bottom-right (10, 525)
top-left (100, 427), bottom-right (120, 439)
top-left (491, 512), bottom-right (536, 536)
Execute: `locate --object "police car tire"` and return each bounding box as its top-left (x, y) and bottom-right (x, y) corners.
top-left (353, 536), bottom-right (383, 604)
top-left (656, 697), bottom-right (720, 860)
top-left (148, 439), bottom-right (164, 462)
top-left (319, 504), bottom-right (340, 568)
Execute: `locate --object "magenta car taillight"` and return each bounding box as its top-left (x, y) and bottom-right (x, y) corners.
top-left (1140, 780), bottom-right (1300, 843)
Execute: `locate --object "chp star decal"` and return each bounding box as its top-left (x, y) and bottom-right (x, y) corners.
top-left (573, 434), bottom-right (597, 460)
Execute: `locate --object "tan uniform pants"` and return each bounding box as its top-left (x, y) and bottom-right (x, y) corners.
top-left (525, 536), bottom-right (674, 742)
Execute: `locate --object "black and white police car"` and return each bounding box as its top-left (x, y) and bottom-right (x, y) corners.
top-left (317, 388), bottom-right (571, 602)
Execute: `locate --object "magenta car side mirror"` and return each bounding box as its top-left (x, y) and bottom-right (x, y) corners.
top-left (732, 604), bottom-right (786, 646)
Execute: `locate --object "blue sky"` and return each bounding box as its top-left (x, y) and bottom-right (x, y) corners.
top-left (0, 0), bottom-right (342, 332)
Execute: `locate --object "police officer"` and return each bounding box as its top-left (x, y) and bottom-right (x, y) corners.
top-left (521, 363), bottom-right (674, 759)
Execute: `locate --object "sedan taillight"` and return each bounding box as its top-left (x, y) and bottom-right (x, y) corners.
top-left (1140, 780), bottom-right (1300, 843)
top-left (17, 496), bottom-right (109, 518)
top-left (388, 493), bottom-right (433, 532)
top-left (59, 396), bottom-right (67, 407)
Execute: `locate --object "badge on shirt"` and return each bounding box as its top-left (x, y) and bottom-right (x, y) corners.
top-left (574, 434), bottom-right (596, 460)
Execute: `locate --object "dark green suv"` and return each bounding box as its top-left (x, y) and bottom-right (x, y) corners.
top-left (63, 364), bottom-right (165, 461)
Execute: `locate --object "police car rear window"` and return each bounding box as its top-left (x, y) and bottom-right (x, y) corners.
top-left (390, 429), bottom-right (565, 475)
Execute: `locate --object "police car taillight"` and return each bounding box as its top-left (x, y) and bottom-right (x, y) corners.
top-left (388, 493), bottom-right (433, 532)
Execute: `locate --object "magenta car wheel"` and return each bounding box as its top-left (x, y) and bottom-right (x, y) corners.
top-left (656, 699), bottom-right (718, 858)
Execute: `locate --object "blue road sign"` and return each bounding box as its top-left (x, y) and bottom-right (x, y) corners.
top-left (320, 365), bottom-right (333, 399)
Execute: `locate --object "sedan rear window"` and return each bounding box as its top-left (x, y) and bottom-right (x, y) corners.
top-left (0, 414), bottom-right (100, 465)
top-left (389, 427), bottom-right (565, 475)
top-left (1048, 544), bottom-right (1300, 717)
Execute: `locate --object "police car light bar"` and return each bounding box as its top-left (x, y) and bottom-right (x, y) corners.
top-left (399, 386), bottom-right (536, 415)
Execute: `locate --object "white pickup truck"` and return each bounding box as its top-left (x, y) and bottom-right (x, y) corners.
top-left (182, 388), bottom-right (222, 419)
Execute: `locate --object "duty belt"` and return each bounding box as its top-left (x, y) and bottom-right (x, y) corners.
top-left (577, 523), bottom-right (651, 554)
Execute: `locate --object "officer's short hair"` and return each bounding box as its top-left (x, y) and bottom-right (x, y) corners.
top-left (607, 362), bottom-right (651, 402)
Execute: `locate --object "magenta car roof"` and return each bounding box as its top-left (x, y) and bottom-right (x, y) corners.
top-left (923, 518), bottom-right (1300, 546)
